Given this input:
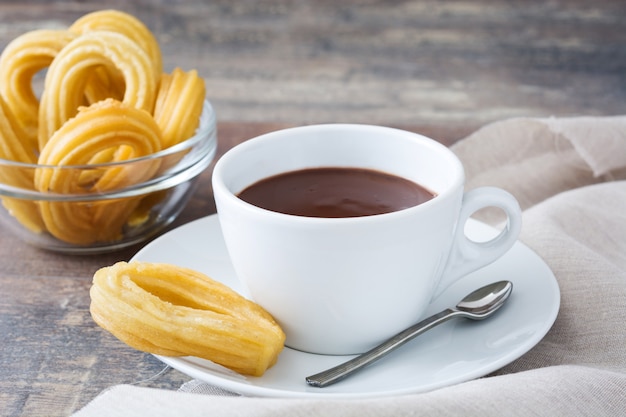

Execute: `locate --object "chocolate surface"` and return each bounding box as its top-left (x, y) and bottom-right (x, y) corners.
top-left (238, 167), bottom-right (436, 218)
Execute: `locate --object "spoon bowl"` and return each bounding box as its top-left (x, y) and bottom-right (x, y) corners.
top-left (456, 280), bottom-right (513, 318)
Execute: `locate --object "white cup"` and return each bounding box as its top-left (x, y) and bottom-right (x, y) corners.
top-left (212, 124), bottom-right (521, 355)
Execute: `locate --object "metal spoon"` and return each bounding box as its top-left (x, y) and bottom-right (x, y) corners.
top-left (305, 280), bottom-right (513, 388)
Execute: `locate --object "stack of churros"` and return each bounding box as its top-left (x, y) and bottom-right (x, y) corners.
top-left (0, 9), bottom-right (206, 245)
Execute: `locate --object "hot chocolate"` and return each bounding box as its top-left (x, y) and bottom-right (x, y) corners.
top-left (237, 167), bottom-right (436, 218)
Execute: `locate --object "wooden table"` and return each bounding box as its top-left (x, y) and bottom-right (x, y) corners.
top-left (1, 1), bottom-right (625, 416)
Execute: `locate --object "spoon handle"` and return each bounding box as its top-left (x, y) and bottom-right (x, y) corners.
top-left (306, 308), bottom-right (461, 388)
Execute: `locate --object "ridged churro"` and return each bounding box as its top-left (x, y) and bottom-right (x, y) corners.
top-left (90, 261), bottom-right (285, 377)
top-left (0, 96), bottom-right (45, 232)
top-left (69, 9), bottom-right (163, 106)
top-left (0, 29), bottom-right (77, 150)
top-left (154, 68), bottom-right (206, 149)
top-left (38, 30), bottom-right (159, 149)
top-left (35, 99), bottom-right (162, 244)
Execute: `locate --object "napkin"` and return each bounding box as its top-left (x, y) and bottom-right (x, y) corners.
top-left (73, 116), bottom-right (626, 417)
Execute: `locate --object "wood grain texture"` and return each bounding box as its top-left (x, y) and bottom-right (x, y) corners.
top-left (0, 0), bottom-right (624, 130)
top-left (0, 1), bottom-right (624, 415)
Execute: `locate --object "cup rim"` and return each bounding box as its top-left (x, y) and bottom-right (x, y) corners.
top-left (213, 123), bottom-right (464, 223)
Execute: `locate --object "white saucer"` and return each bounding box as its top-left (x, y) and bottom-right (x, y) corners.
top-left (132, 214), bottom-right (560, 398)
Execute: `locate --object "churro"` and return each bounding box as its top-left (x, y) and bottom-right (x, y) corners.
top-left (0, 96), bottom-right (44, 232)
top-left (0, 29), bottom-right (77, 150)
top-left (69, 9), bottom-right (163, 106)
top-left (35, 99), bottom-right (162, 244)
top-left (38, 30), bottom-right (159, 149)
top-left (90, 261), bottom-right (285, 377)
top-left (154, 67), bottom-right (206, 149)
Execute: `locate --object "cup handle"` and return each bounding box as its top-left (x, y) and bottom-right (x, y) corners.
top-left (433, 186), bottom-right (522, 298)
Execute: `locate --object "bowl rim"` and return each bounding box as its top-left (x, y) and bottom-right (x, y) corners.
top-left (0, 99), bottom-right (216, 170)
top-left (0, 99), bottom-right (217, 200)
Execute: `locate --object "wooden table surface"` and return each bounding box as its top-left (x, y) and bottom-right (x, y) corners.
top-left (1, 1), bottom-right (624, 416)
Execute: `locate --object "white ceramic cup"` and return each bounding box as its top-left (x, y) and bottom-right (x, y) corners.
top-left (212, 124), bottom-right (521, 355)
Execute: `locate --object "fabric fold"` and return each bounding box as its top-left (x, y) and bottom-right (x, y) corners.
top-left (539, 115), bottom-right (626, 178)
top-left (73, 366), bottom-right (626, 417)
top-left (451, 116), bottom-right (626, 225)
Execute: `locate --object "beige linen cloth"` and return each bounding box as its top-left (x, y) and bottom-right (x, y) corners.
top-left (73, 116), bottom-right (626, 417)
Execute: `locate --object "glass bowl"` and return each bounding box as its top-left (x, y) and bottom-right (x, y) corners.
top-left (0, 100), bottom-right (217, 254)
